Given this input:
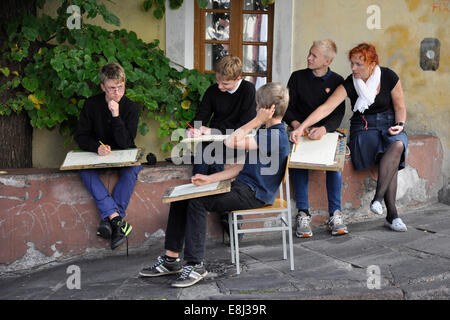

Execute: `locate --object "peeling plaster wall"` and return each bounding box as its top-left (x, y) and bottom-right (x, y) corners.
top-left (292, 0), bottom-right (449, 186)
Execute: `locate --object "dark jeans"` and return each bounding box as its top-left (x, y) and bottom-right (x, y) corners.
top-left (164, 181), bottom-right (265, 263)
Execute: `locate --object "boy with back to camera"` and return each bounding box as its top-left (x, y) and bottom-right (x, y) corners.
top-left (140, 82), bottom-right (290, 288)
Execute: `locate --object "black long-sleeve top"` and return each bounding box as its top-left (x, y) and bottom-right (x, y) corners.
top-left (74, 93), bottom-right (139, 152)
top-left (193, 79), bottom-right (257, 134)
top-left (283, 68), bottom-right (345, 132)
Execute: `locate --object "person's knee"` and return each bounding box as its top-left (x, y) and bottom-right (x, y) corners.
top-left (391, 140), bottom-right (404, 155)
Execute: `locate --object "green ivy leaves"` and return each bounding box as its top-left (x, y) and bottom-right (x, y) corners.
top-left (1, 0), bottom-right (215, 151)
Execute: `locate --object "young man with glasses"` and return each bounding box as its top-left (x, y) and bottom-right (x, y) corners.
top-left (74, 63), bottom-right (142, 250)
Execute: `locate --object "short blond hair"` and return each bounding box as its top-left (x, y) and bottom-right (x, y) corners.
top-left (214, 55), bottom-right (242, 81)
top-left (256, 82), bottom-right (289, 119)
top-left (313, 39), bottom-right (338, 60)
top-left (99, 62), bottom-right (126, 84)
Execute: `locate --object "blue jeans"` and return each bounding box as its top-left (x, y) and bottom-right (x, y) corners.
top-left (291, 168), bottom-right (342, 216)
top-left (79, 165), bottom-right (142, 220)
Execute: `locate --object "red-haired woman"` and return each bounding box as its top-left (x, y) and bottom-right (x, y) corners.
top-left (291, 43), bottom-right (408, 232)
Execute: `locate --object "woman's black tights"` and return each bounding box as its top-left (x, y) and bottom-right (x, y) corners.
top-left (373, 141), bottom-right (404, 223)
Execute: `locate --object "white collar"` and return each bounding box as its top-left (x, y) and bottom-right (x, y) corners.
top-left (227, 79), bottom-right (243, 94)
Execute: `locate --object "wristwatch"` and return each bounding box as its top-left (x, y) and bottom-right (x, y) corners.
top-left (395, 122), bottom-right (405, 127)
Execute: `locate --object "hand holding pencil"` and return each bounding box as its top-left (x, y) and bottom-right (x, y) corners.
top-left (98, 141), bottom-right (113, 156)
top-left (185, 121), bottom-right (211, 138)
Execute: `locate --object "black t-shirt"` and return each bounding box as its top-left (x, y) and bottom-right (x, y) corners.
top-left (283, 68), bottom-right (345, 132)
top-left (193, 79), bottom-right (256, 134)
top-left (343, 66), bottom-right (399, 116)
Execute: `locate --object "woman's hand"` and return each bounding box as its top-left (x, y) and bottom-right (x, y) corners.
top-left (388, 124), bottom-right (404, 136)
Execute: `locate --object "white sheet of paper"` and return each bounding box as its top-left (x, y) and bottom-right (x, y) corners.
top-left (290, 132), bottom-right (339, 166)
top-left (62, 149), bottom-right (139, 167)
top-left (169, 182), bottom-right (220, 198)
top-left (181, 130), bottom-right (256, 143)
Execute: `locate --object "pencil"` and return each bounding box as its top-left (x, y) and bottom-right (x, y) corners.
top-left (99, 141), bottom-right (113, 154)
top-left (185, 121), bottom-right (194, 129)
top-left (294, 143), bottom-right (298, 152)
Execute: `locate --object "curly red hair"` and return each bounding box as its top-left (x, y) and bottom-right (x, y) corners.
top-left (348, 43), bottom-right (379, 66)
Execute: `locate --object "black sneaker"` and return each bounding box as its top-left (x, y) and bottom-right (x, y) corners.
top-left (171, 263), bottom-right (208, 288)
top-left (139, 256), bottom-right (182, 277)
top-left (110, 218), bottom-right (132, 250)
top-left (96, 218), bottom-right (112, 239)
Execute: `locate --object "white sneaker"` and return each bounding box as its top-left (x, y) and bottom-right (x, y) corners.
top-left (384, 218), bottom-right (407, 232)
top-left (370, 200), bottom-right (383, 215)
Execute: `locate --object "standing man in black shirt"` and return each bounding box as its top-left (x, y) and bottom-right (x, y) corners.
top-left (186, 55), bottom-right (256, 237)
top-left (75, 63), bottom-right (142, 250)
top-left (284, 40), bottom-right (347, 238)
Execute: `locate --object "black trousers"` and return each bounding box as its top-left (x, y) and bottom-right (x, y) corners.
top-left (164, 181), bottom-right (265, 263)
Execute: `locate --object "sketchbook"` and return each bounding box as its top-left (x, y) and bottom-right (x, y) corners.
top-left (289, 131), bottom-right (347, 171)
top-left (60, 148), bottom-right (143, 170)
top-left (162, 179), bottom-right (231, 203)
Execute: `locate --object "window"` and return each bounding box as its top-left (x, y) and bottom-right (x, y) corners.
top-left (194, 0), bottom-right (274, 89)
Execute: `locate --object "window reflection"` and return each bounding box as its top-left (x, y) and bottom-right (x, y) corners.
top-left (205, 12), bottom-right (230, 41)
top-left (243, 14), bottom-right (268, 42)
top-left (243, 45), bottom-right (267, 73)
top-left (244, 0), bottom-right (268, 11)
top-left (206, 0), bottom-right (230, 9)
top-left (205, 44), bottom-right (229, 71)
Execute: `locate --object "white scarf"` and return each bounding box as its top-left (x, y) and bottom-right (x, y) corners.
top-left (352, 65), bottom-right (381, 113)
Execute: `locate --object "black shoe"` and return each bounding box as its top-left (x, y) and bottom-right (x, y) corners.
top-left (220, 212), bottom-right (244, 243)
top-left (110, 218), bottom-right (132, 250)
top-left (97, 218), bottom-right (112, 239)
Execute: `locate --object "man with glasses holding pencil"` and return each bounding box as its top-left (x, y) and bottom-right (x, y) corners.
top-left (75, 62), bottom-right (142, 250)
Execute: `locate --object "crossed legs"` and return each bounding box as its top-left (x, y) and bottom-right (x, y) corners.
top-left (372, 141), bottom-right (404, 223)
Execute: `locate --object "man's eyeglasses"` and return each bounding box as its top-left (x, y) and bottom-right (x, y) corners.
top-left (105, 85), bottom-right (125, 92)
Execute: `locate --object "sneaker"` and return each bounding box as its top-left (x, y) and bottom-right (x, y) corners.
top-left (110, 218), bottom-right (132, 250)
top-left (295, 211), bottom-right (312, 238)
top-left (97, 218), bottom-right (112, 239)
top-left (171, 263), bottom-right (208, 288)
top-left (139, 256), bottom-right (183, 277)
top-left (384, 218), bottom-right (407, 232)
top-left (370, 200), bottom-right (383, 215)
top-left (327, 210), bottom-right (348, 236)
